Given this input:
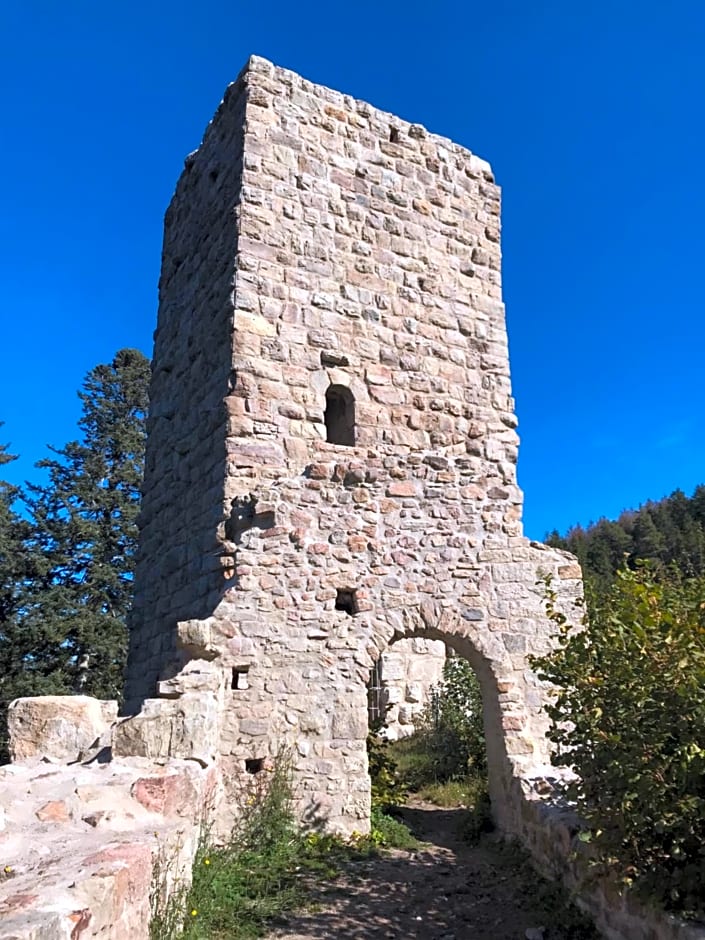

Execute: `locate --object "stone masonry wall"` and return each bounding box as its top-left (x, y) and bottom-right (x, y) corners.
top-left (122, 55), bottom-right (583, 838)
top-left (124, 75), bottom-right (248, 706)
top-left (374, 638), bottom-right (447, 740)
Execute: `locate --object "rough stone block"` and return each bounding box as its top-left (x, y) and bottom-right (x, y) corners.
top-left (8, 696), bottom-right (118, 763)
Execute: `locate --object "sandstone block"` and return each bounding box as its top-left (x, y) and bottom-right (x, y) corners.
top-left (130, 771), bottom-right (198, 817)
top-left (35, 800), bottom-right (70, 823)
top-left (8, 696), bottom-right (118, 763)
top-left (158, 659), bottom-right (222, 696)
top-left (113, 692), bottom-right (220, 766)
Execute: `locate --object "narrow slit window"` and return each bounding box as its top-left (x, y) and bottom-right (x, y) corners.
top-left (324, 385), bottom-right (355, 446)
top-left (231, 666), bottom-right (250, 690)
top-left (335, 589), bottom-right (357, 616)
top-left (245, 758), bottom-right (264, 774)
top-left (367, 660), bottom-right (384, 726)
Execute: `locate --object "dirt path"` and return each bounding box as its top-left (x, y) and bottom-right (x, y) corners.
top-left (267, 802), bottom-right (595, 940)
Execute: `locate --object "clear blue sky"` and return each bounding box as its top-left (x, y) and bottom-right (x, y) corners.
top-left (1, 1), bottom-right (703, 539)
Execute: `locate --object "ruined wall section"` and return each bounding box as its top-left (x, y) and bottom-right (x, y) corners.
top-left (376, 638), bottom-right (448, 739)
top-left (125, 71), bottom-right (252, 708)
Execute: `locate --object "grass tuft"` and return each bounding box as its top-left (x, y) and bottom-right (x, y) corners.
top-left (150, 756), bottom-right (418, 939)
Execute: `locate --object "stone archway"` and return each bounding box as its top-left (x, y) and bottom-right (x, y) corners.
top-left (363, 599), bottom-right (550, 835)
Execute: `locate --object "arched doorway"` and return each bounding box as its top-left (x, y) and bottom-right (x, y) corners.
top-left (363, 601), bottom-right (543, 837)
top-left (367, 638), bottom-right (489, 818)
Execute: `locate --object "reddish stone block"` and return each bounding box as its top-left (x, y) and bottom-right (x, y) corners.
top-left (36, 800), bottom-right (70, 822)
top-left (386, 481), bottom-right (417, 497)
top-left (0, 893), bottom-right (38, 916)
top-left (130, 772), bottom-right (195, 816)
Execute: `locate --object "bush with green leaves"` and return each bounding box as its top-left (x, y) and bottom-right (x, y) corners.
top-left (532, 567), bottom-right (705, 919)
top-left (367, 713), bottom-right (408, 811)
top-left (423, 656), bottom-right (487, 781)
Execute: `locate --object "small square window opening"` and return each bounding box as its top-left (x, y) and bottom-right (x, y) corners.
top-left (231, 666), bottom-right (250, 690)
top-left (335, 589), bottom-right (357, 616)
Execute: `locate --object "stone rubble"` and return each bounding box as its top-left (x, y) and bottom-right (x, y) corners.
top-left (0, 739), bottom-right (214, 939)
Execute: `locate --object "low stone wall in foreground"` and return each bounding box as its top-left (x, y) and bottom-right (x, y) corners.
top-left (2, 697), bottom-right (705, 940)
top-left (0, 697), bottom-right (214, 940)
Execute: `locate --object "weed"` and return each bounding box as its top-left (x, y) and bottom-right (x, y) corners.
top-left (367, 808), bottom-right (419, 850)
top-left (150, 757), bottom-right (418, 939)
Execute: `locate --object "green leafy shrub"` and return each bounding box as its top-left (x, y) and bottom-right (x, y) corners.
top-left (367, 714), bottom-right (407, 811)
top-left (532, 567), bottom-right (705, 919)
top-left (367, 807), bottom-right (419, 849)
top-left (422, 656), bottom-right (487, 782)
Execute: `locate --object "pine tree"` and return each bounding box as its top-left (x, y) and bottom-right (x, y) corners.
top-left (21, 349), bottom-right (150, 704)
top-left (0, 433), bottom-right (28, 630)
top-left (551, 486), bottom-right (705, 590)
top-left (630, 508), bottom-right (666, 566)
top-left (0, 431), bottom-right (41, 760)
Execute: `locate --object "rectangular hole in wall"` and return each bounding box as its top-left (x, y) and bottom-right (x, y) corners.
top-left (253, 510), bottom-right (275, 529)
top-left (335, 589), bottom-right (357, 616)
top-left (231, 666), bottom-right (250, 690)
top-left (245, 758), bottom-right (264, 775)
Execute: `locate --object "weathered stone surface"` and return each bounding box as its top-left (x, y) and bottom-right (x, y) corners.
top-left (0, 755), bottom-right (213, 940)
top-left (372, 638), bottom-right (447, 740)
top-left (35, 800), bottom-right (70, 823)
top-left (113, 690), bottom-right (221, 766)
top-left (8, 696), bottom-right (118, 763)
top-left (117, 54), bottom-right (584, 841)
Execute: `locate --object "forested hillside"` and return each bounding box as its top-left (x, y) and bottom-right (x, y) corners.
top-left (545, 486), bottom-right (705, 589)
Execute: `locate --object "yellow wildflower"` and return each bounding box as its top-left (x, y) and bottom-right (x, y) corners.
top-left (191, 909), bottom-right (198, 917)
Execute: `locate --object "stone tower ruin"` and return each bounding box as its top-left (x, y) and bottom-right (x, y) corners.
top-left (122, 56), bottom-right (582, 837)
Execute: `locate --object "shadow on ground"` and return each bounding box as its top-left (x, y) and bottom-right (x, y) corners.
top-left (267, 804), bottom-right (596, 940)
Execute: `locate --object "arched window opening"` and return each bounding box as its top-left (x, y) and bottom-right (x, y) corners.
top-left (324, 384), bottom-right (355, 446)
